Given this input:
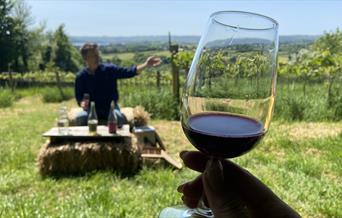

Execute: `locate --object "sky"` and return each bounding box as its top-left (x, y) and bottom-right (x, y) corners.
top-left (26, 0), bottom-right (341, 36)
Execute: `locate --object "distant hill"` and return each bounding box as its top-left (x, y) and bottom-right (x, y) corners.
top-left (70, 35), bottom-right (200, 46)
top-left (70, 35), bottom-right (320, 46)
top-left (279, 35), bottom-right (319, 43)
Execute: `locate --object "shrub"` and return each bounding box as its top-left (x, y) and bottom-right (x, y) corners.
top-left (286, 96), bottom-right (307, 121)
top-left (0, 89), bottom-right (15, 108)
top-left (274, 82), bottom-right (338, 121)
top-left (333, 101), bottom-right (342, 121)
top-left (42, 87), bottom-right (74, 103)
top-left (120, 88), bottom-right (179, 120)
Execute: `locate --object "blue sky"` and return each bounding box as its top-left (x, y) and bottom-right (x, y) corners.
top-left (27, 0), bottom-right (341, 36)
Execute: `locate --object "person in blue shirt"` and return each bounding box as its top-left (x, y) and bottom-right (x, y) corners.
top-left (74, 43), bottom-right (161, 126)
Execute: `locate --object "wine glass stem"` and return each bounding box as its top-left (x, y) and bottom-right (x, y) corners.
top-left (192, 156), bottom-right (222, 218)
top-left (194, 202), bottom-right (214, 217)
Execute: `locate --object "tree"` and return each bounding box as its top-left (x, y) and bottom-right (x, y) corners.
top-left (197, 50), bottom-right (226, 89)
top-left (0, 0), bottom-right (15, 72)
top-left (312, 28), bottom-right (342, 54)
top-left (283, 30), bottom-right (342, 104)
top-left (316, 50), bottom-right (341, 106)
top-left (287, 49), bottom-right (322, 95)
top-left (0, 0), bottom-right (46, 73)
top-left (11, 0), bottom-right (33, 72)
top-left (53, 24), bottom-right (82, 72)
top-left (175, 50), bottom-right (194, 77)
top-left (38, 31), bottom-right (55, 71)
top-left (48, 25), bottom-right (82, 99)
top-left (311, 30), bottom-right (342, 105)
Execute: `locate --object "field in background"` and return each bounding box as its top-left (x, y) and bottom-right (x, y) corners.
top-left (1, 73), bottom-right (341, 122)
top-left (102, 50), bottom-right (170, 63)
top-left (0, 95), bottom-right (341, 217)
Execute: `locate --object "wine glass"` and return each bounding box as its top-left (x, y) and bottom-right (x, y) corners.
top-left (159, 11), bottom-right (279, 218)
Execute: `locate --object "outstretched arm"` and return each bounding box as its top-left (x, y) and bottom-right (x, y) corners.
top-left (136, 56), bottom-right (161, 74)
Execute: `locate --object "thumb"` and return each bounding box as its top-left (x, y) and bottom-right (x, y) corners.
top-left (203, 159), bottom-right (248, 218)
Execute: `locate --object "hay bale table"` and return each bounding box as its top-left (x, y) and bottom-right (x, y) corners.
top-left (38, 125), bottom-right (142, 177)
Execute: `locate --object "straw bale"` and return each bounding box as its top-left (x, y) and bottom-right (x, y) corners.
top-left (37, 139), bottom-right (142, 177)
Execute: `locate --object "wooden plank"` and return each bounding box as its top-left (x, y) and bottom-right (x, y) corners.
top-left (160, 150), bottom-right (182, 169)
top-left (155, 132), bottom-right (166, 150)
top-left (142, 148), bottom-right (182, 169)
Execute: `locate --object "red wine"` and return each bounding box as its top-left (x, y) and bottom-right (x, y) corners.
top-left (182, 113), bottom-right (265, 158)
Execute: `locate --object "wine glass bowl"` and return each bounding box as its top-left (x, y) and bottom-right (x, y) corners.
top-left (182, 112), bottom-right (265, 158)
top-left (181, 11), bottom-right (278, 159)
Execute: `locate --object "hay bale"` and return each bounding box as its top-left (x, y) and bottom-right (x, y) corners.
top-left (37, 138), bottom-right (142, 177)
top-left (133, 106), bottom-right (151, 127)
top-left (68, 107), bottom-right (83, 126)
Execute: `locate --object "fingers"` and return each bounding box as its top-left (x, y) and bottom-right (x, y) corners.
top-left (203, 159), bottom-right (251, 217)
top-left (80, 101), bottom-right (87, 110)
top-left (177, 175), bottom-right (203, 208)
top-left (147, 56), bottom-right (161, 67)
top-left (179, 150), bottom-right (265, 198)
top-left (154, 57), bottom-right (161, 63)
top-left (177, 174), bottom-right (203, 199)
top-left (181, 195), bottom-right (200, 209)
top-left (180, 150), bottom-right (208, 172)
top-left (153, 61), bottom-right (161, 67)
top-left (217, 161), bottom-right (300, 217)
top-left (179, 151), bottom-right (300, 217)
top-left (180, 151), bottom-right (275, 205)
top-left (152, 58), bottom-right (161, 66)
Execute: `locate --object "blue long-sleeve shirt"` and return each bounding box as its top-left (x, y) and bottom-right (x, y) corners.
top-left (75, 63), bottom-right (137, 120)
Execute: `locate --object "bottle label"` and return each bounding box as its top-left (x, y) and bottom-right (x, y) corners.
top-left (108, 122), bottom-right (117, 133)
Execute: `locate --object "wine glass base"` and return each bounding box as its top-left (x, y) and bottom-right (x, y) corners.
top-left (159, 206), bottom-right (214, 218)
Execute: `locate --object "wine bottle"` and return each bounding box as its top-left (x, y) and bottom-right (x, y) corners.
top-left (108, 101), bottom-right (117, 134)
top-left (88, 101), bottom-right (98, 136)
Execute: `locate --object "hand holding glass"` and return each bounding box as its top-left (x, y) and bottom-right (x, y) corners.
top-left (160, 11), bottom-right (279, 218)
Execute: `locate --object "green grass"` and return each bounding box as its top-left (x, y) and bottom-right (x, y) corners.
top-left (41, 87), bottom-right (74, 103)
top-left (0, 89), bottom-right (15, 108)
top-left (102, 52), bottom-right (135, 61)
top-left (278, 53), bottom-right (289, 64)
top-left (102, 50), bottom-right (170, 62)
top-left (275, 81), bottom-right (342, 121)
top-left (119, 86), bottom-right (179, 120)
top-left (0, 92), bottom-right (341, 217)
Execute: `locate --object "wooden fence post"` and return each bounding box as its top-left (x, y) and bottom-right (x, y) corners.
top-left (169, 32), bottom-right (180, 104)
top-left (156, 70), bottom-right (161, 90)
top-left (54, 69), bottom-right (65, 99)
top-left (8, 63), bottom-right (17, 93)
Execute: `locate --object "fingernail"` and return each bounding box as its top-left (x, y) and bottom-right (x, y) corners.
top-left (204, 158), bottom-right (224, 193)
top-left (179, 151), bottom-right (188, 160)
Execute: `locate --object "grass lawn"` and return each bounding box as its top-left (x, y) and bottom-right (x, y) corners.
top-left (0, 95), bottom-right (341, 217)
